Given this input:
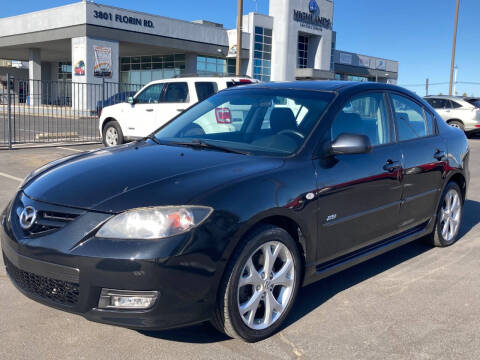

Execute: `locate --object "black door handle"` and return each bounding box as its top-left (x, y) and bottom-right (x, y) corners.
top-left (177, 108), bottom-right (186, 112)
top-left (146, 109), bottom-right (154, 112)
top-left (383, 159), bottom-right (401, 173)
top-left (434, 149), bottom-right (446, 161)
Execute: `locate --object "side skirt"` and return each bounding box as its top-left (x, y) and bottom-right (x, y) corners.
top-left (302, 220), bottom-right (433, 286)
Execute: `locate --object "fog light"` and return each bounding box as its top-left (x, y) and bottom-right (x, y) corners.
top-left (98, 289), bottom-right (158, 310)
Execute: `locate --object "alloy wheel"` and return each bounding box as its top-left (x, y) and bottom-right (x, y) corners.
top-left (439, 189), bottom-right (461, 242)
top-left (237, 241), bottom-right (295, 330)
top-left (105, 127), bottom-right (119, 146)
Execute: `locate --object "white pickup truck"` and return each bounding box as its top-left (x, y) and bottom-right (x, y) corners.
top-left (99, 76), bottom-right (257, 146)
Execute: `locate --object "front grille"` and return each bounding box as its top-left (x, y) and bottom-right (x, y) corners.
top-left (15, 206), bottom-right (80, 237)
top-left (5, 257), bottom-right (80, 306)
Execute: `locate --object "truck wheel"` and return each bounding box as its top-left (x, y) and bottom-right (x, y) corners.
top-left (103, 121), bottom-right (124, 147)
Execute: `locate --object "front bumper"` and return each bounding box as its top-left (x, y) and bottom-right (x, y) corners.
top-left (1, 193), bottom-right (233, 330)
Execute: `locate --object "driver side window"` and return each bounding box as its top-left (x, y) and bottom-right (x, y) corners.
top-left (331, 92), bottom-right (390, 147)
top-left (135, 84), bottom-right (164, 104)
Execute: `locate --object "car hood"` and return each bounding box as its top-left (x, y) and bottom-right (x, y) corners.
top-left (23, 141), bottom-right (284, 213)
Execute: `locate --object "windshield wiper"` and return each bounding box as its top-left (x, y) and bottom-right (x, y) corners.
top-left (167, 139), bottom-right (251, 155)
top-left (144, 134), bottom-right (162, 145)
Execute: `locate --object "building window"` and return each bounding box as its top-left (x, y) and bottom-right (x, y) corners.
top-left (58, 62), bottom-right (72, 80)
top-left (253, 26), bottom-right (272, 82)
top-left (330, 36), bottom-right (336, 71)
top-left (120, 54), bottom-right (185, 85)
top-left (298, 35), bottom-right (309, 69)
top-left (346, 75), bottom-right (368, 82)
top-left (197, 56), bottom-right (235, 75)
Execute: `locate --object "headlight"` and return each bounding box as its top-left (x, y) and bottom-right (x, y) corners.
top-left (96, 206), bottom-right (213, 240)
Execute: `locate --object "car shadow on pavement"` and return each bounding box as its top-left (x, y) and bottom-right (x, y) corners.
top-left (458, 199), bottom-right (480, 238)
top-left (139, 200), bottom-right (480, 343)
top-left (284, 199), bottom-right (480, 329)
top-left (139, 322), bottom-right (230, 343)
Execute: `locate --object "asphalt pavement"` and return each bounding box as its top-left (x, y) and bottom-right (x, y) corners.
top-left (0, 140), bottom-right (479, 359)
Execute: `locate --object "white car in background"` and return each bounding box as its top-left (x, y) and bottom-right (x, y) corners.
top-left (424, 95), bottom-right (480, 137)
top-left (99, 76), bottom-right (258, 146)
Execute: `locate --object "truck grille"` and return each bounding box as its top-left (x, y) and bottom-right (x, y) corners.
top-left (5, 257), bottom-right (80, 306)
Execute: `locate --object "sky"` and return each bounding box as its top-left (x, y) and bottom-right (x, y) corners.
top-left (2, 0), bottom-right (478, 96)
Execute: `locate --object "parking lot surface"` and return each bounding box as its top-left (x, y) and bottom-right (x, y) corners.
top-left (0, 140), bottom-right (479, 360)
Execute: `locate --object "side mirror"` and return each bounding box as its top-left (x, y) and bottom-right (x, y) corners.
top-left (127, 96), bottom-right (135, 105)
top-left (329, 133), bottom-right (372, 156)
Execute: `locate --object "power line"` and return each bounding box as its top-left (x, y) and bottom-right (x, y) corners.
top-left (400, 82), bottom-right (449, 87)
top-left (400, 81), bottom-right (480, 87)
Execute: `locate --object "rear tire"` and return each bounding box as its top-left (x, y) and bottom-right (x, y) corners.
top-left (211, 224), bottom-right (302, 342)
top-left (102, 120), bottom-right (124, 147)
top-left (424, 182), bottom-right (463, 247)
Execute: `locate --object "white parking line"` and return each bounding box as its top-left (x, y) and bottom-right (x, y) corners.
top-left (56, 147), bottom-right (83, 153)
top-left (0, 171), bottom-right (22, 183)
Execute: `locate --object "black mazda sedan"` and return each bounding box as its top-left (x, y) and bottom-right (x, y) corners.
top-left (1, 81), bottom-right (469, 342)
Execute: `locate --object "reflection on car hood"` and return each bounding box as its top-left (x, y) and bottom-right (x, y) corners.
top-left (23, 141), bottom-right (283, 213)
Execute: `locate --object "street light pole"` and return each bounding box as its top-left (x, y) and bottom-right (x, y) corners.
top-left (236, 0), bottom-right (243, 76)
top-left (449, 0), bottom-right (460, 96)
top-left (453, 66), bottom-right (458, 96)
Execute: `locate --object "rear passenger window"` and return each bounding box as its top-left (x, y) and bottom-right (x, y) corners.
top-left (426, 98), bottom-right (449, 109)
top-left (450, 101), bottom-right (462, 109)
top-left (195, 82), bottom-right (217, 102)
top-left (163, 82), bottom-right (189, 103)
top-left (391, 94), bottom-right (434, 141)
top-left (331, 92), bottom-right (390, 146)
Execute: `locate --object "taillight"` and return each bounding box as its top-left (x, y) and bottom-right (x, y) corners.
top-left (239, 79), bottom-right (252, 84)
top-left (215, 108), bottom-right (232, 124)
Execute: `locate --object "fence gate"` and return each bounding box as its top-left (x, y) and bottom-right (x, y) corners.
top-left (0, 75), bottom-right (142, 149)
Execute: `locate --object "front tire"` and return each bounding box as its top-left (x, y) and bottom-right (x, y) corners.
top-left (426, 182), bottom-right (463, 247)
top-left (102, 120), bottom-right (124, 147)
top-left (212, 225), bottom-right (302, 342)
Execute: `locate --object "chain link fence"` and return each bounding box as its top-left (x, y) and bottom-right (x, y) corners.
top-left (0, 75), bottom-right (142, 149)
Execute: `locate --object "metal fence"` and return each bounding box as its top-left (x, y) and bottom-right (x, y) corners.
top-left (0, 75), bottom-right (143, 149)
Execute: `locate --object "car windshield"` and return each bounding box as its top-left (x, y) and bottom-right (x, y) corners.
top-left (154, 88), bottom-right (334, 156)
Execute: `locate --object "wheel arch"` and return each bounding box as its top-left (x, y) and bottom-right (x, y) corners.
top-left (446, 118), bottom-right (464, 125)
top-left (231, 214), bottom-right (309, 276)
top-left (101, 117), bottom-right (118, 133)
top-left (447, 171), bottom-right (467, 201)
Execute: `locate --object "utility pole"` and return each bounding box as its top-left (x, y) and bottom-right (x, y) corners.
top-left (236, 0), bottom-right (243, 76)
top-left (449, 0), bottom-right (460, 96)
top-left (453, 66), bottom-right (458, 96)
top-left (426, 78), bottom-right (429, 96)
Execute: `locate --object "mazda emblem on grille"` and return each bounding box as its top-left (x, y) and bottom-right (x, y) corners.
top-left (19, 206), bottom-right (37, 230)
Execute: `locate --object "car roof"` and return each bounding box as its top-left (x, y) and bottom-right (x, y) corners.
top-left (146, 76), bottom-right (254, 85)
top-left (225, 80), bottom-right (408, 94)
top-left (424, 95), bottom-right (463, 100)
top-left (424, 95), bottom-right (473, 106)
